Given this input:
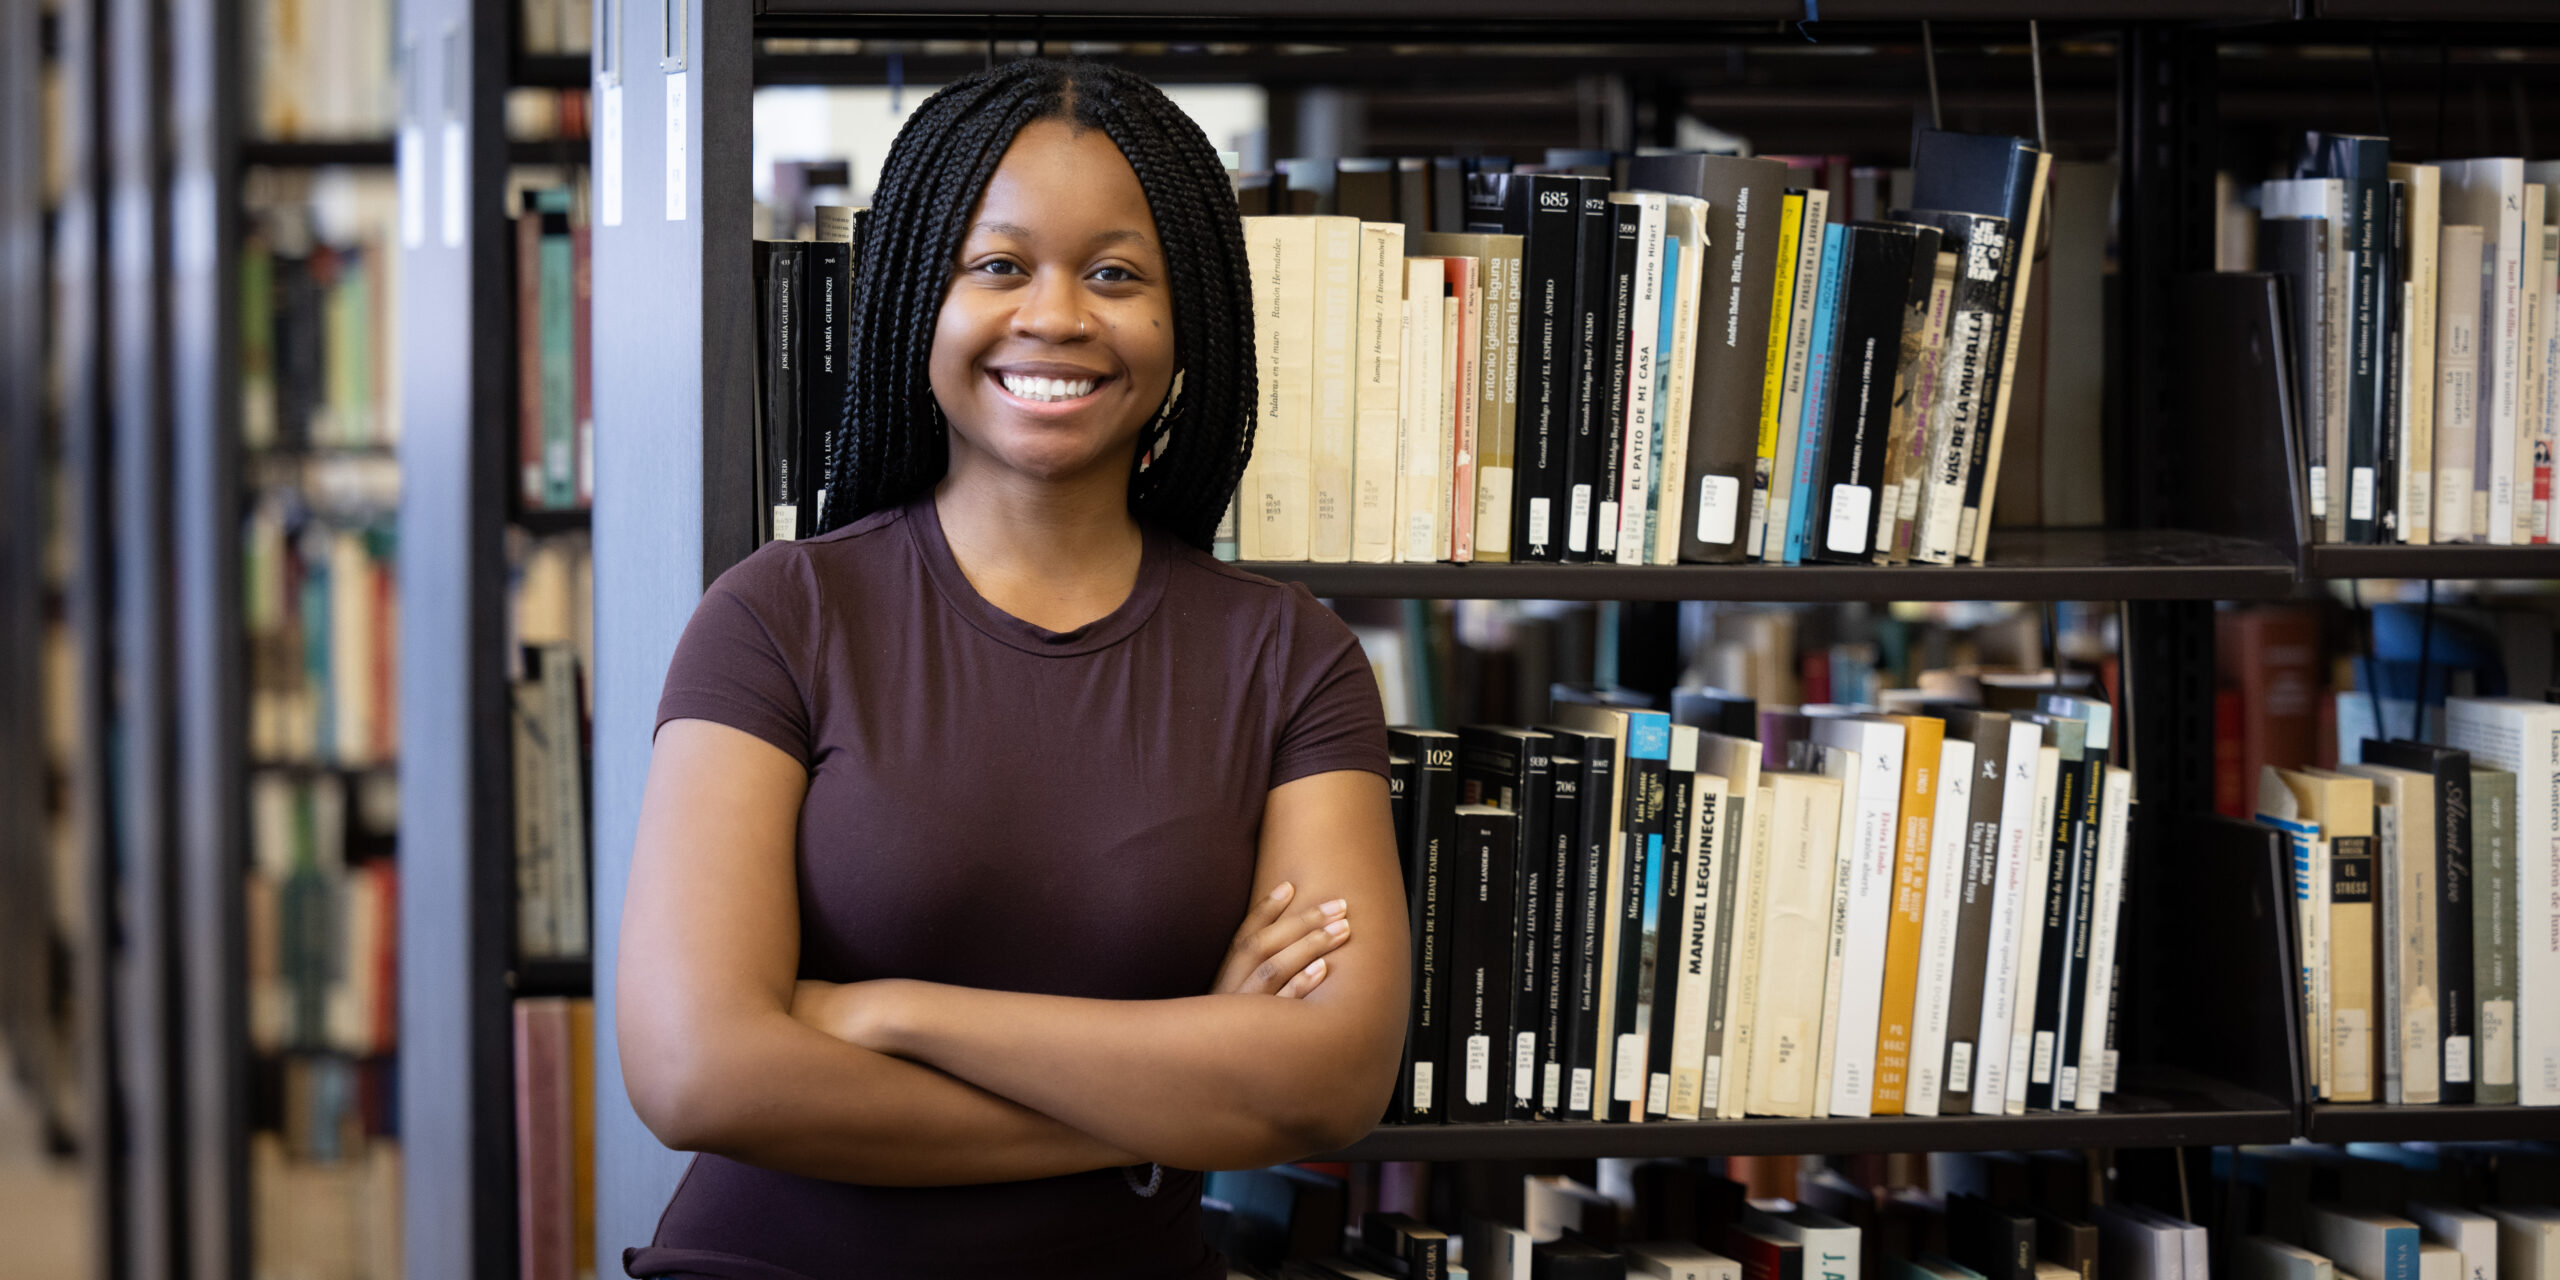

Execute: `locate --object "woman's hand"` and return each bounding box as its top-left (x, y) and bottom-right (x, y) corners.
top-left (1213, 881), bottom-right (1353, 999)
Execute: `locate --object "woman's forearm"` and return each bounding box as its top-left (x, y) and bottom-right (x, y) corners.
top-left (641, 1005), bottom-right (1143, 1185)
top-left (861, 982), bottom-right (1400, 1171)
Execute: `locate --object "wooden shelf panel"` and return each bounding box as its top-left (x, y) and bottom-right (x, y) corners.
top-left (1241, 529), bottom-right (2296, 602)
top-left (757, 0), bottom-right (2288, 27)
top-left (2306, 1102), bottom-right (2560, 1144)
top-left (1313, 1068), bottom-right (2294, 1160)
top-left (2304, 543), bottom-right (2560, 581)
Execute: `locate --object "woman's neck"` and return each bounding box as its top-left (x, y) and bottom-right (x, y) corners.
top-left (932, 468), bottom-right (1145, 635)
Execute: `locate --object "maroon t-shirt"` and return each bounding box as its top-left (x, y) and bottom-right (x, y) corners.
top-left (628, 494), bottom-right (1388, 1280)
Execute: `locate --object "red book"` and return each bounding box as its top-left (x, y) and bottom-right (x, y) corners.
top-left (2214, 687), bottom-right (2246, 818)
top-left (2214, 605), bottom-right (2320, 803)
top-left (515, 999), bottom-right (575, 1280)
top-left (1722, 1224), bottom-right (1804, 1280)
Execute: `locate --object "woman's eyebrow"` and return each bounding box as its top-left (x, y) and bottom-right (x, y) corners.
top-left (970, 220), bottom-right (1155, 250)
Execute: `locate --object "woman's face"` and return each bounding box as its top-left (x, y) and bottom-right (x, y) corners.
top-left (929, 117), bottom-right (1177, 492)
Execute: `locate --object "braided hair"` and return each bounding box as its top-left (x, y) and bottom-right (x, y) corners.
top-left (820, 58), bottom-right (1255, 550)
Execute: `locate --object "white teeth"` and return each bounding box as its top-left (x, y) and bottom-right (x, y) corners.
top-left (1000, 373), bottom-right (1097, 403)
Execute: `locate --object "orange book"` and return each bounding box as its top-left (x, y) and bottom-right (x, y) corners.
top-left (1868, 715), bottom-right (1945, 1114)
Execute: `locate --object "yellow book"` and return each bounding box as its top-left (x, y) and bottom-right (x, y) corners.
top-left (2292, 767), bottom-right (2379, 1102)
top-left (1749, 192), bottom-right (1805, 559)
top-left (1869, 715), bottom-right (1945, 1114)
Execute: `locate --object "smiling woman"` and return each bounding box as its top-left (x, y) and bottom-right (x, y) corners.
top-left (614, 59), bottom-right (1408, 1280)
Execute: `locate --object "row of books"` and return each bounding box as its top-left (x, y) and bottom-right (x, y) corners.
top-left (2247, 136), bottom-right (2560, 546)
top-left (247, 769), bottom-right (398, 1059)
top-left (251, 1130), bottom-right (401, 1280)
top-left (248, 0), bottom-right (396, 141)
top-left (518, 0), bottom-right (595, 57)
top-left (2255, 696), bottom-right (2560, 1108)
top-left (515, 184), bottom-right (594, 513)
top-left (242, 171), bottom-right (403, 454)
top-left (244, 496), bottom-right (400, 769)
top-left (752, 206), bottom-right (870, 543)
top-left (513, 996), bottom-right (598, 1280)
top-left (510, 642), bottom-right (591, 963)
top-left (1217, 128), bottom-right (2054, 568)
top-left (1383, 679), bottom-right (2127, 1127)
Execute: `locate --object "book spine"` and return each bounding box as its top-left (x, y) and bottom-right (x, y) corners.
top-left (2330, 831), bottom-right (2379, 1101)
top-left (1445, 259), bottom-right (1482, 562)
top-left (2398, 168), bottom-right (2438, 546)
top-left (800, 240), bottom-right (849, 532)
top-left (1310, 218), bottom-right (1361, 563)
top-left (1880, 234), bottom-right (1948, 562)
top-left (1563, 180), bottom-right (1613, 562)
top-left (1646, 759), bottom-right (1693, 1116)
top-left (2473, 770), bottom-right (2517, 1103)
top-left (2028, 743), bottom-right (2084, 1111)
top-left (1507, 744), bottom-right (1553, 1119)
top-left (1540, 752), bottom-right (1583, 1118)
top-left (1765, 190), bottom-right (1829, 561)
top-left (1649, 218), bottom-right (1692, 562)
top-left (1786, 224), bottom-right (1849, 565)
top-left (1748, 192), bottom-right (1806, 560)
top-left (2073, 766), bottom-right (2131, 1110)
top-left (1612, 716), bottom-right (1670, 1120)
top-left (1943, 718), bottom-right (2015, 1112)
top-left (2541, 224), bottom-right (2560, 541)
top-left (762, 243), bottom-right (804, 541)
top-left (2438, 225), bottom-right (2484, 541)
top-left (1477, 239), bottom-right (1523, 562)
top-left (518, 214), bottom-right (545, 508)
top-left (1512, 177), bottom-right (1581, 562)
top-left (1450, 808), bottom-right (1518, 1122)
top-left (1956, 203), bottom-right (2023, 564)
top-left (538, 216), bottom-right (576, 509)
top-left (1398, 260), bottom-right (1447, 563)
top-left (1871, 720), bottom-right (1942, 1114)
top-left (1669, 775), bottom-right (1728, 1119)
top-left (1918, 218), bottom-right (2006, 564)
top-left (1810, 228), bottom-right (1911, 564)
top-left (2435, 759), bottom-right (2477, 1103)
top-left (1247, 217), bottom-right (1318, 560)
top-left (1395, 734), bottom-right (1457, 1122)
top-left (1617, 199), bottom-right (1666, 565)
top-left (1720, 783), bottom-right (1774, 1118)
top-left (2491, 181), bottom-right (2525, 545)
top-left (1565, 748), bottom-right (1615, 1120)
top-left (1827, 739), bottom-right (1903, 1119)
top-left (1905, 737), bottom-right (1975, 1116)
top-left (1594, 203), bottom-right (1639, 560)
top-left (1965, 149), bottom-right (2048, 563)
top-left (1352, 224), bottom-right (1405, 564)
top-left (2334, 148), bottom-right (2387, 543)
top-left (2523, 211), bottom-right (2550, 546)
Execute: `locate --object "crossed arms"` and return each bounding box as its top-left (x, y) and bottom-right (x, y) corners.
top-left (617, 718), bottom-right (1410, 1186)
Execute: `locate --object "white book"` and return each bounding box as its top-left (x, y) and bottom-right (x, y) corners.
top-left (2409, 1202), bottom-right (2500, 1280)
top-left (2003, 741), bottom-right (2063, 1115)
top-left (2518, 186), bottom-right (2548, 545)
top-left (1397, 258), bottom-right (1447, 564)
top-left (2484, 1207), bottom-right (2560, 1280)
top-left (1809, 718), bottom-right (1904, 1119)
top-left (1722, 775), bottom-right (1775, 1118)
top-left (1350, 223), bottom-right (1405, 564)
top-left (2311, 1206), bottom-right (2426, 1280)
top-left (1750, 1208), bottom-right (1859, 1280)
top-left (2441, 159), bottom-right (2527, 544)
top-left (1667, 758), bottom-right (1732, 1121)
top-left (2438, 223), bottom-right (2486, 542)
top-left (2094, 1204), bottom-right (2186, 1280)
top-left (1804, 742), bottom-right (1864, 1116)
top-left (2073, 763), bottom-right (2133, 1110)
top-left (1241, 216), bottom-right (1316, 560)
top-left (1628, 1243), bottom-right (1741, 1280)
top-left (2445, 697), bottom-right (2560, 1104)
top-left (2392, 162), bottom-right (2441, 545)
top-left (1614, 192), bottom-right (1668, 564)
top-left (1903, 736), bottom-right (1976, 1117)
top-left (1761, 188), bottom-right (1829, 560)
top-left (1747, 770), bottom-right (1845, 1117)
top-left (1971, 719), bottom-right (2047, 1114)
top-left (1439, 279), bottom-right (1465, 562)
top-left (1653, 196), bottom-right (1710, 565)
top-left (1308, 217), bottom-right (1361, 562)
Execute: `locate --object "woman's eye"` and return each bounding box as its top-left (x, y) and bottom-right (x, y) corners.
top-left (973, 259), bottom-right (1024, 277)
top-left (1091, 265), bottom-right (1138, 284)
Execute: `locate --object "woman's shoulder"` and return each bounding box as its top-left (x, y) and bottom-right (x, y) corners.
top-left (704, 504), bottom-right (914, 612)
top-left (1158, 538), bottom-right (1361, 653)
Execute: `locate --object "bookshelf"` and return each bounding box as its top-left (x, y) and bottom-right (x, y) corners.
top-left (2305, 1102), bottom-right (2560, 1144)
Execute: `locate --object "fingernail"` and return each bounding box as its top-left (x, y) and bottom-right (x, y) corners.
top-left (1306, 958), bottom-right (1326, 977)
top-left (1269, 883), bottom-right (1293, 901)
top-left (1325, 919), bottom-right (1350, 938)
top-left (1320, 898), bottom-right (1347, 917)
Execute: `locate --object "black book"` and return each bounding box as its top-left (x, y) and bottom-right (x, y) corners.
top-left (1562, 175), bottom-right (1616, 563)
top-left (1387, 727), bottom-right (1460, 1123)
top-left (1938, 708), bottom-right (2014, 1113)
top-left (1623, 152), bottom-right (1794, 563)
top-left (2361, 737), bottom-right (2478, 1103)
top-left (1361, 1212), bottom-right (1451, 1280)
top-left (2034, 1207), bottom-right (2099, 1280)
top-left (759, 241), bottom-right (807, 541)
top-left (1947, 1194), bottom-right (2038, 1280)
top-left (1395, 158), bottom-right (1433, 232)
top-left (1337, 159), bottom-right (1396, 223)
top-left (1434, 156), bottom-right (1472, 234)
top-left (1876, 220), bottom-right (1947, 564)
top-left (801, 238), bottom-right (851, 532)
top-left (1457, 726), bottom-right (1555, 1120)
top-left (1887, 209), bottom-right (2011, 565)
top-left (2258, 216), bottom-right (2331, 513)
top-left (2379, 176), bottom-right (2405, 543)
top-left (1643, 739), bottom-right (1694, 1117)
top-left (1596, 199), bottom-right (1642, 562)
top-left (1603, 715), bottom-right (1669, 1122)
top-left (1537, 722), bottom-right (1617, 1120)
top-left (2018, 711), bottom-right (2088, 1111)
top-left (2300, 132), bottom-right (2393, 545)
top-left (1537, 739), bottom-right (1586, 1118)
top-left (1809, 222), bottom-right (1928, 564)
top-left (1449, 805), bottom-right (1520, 1124)
top-left (1470, 171), bottom-right (1587, 562)
top-left (2041, 693), bottom-right (2112, 1111)
top-left (1535, 1234), bottom-right (1630, 1280)
top-left (1388, 751), bottom-right (1416, 880)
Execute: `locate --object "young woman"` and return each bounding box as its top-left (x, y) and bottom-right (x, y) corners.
top-left (616, 59), bottom-right (1408, 1279)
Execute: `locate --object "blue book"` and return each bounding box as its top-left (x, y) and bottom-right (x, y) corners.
top-left (2307, 1205), bottom-right (2421, 1280)
top-left (1644, 233), bottom-right (1681, 560)
top-left (1608, 711), bottom-right (1673, 1120)
top-left (1786, 223), bottom-right (1848, 564)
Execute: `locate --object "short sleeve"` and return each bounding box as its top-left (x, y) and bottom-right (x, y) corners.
top-left (655, 544), bottom-right (818, 767)
top-left (1269, 584), bottom-right (1391, 788)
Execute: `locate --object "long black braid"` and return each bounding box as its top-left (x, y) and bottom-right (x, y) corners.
top-left (820, 58), bottom-right (1255, 551)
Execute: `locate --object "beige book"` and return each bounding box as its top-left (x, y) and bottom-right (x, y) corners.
top-left (1966, 147), bottom-right (2054, 562)
top-left (1439, 260), bottom-right (1478, 562)
top-left (1745, 769), bottom-right (1845, 1117)
top-left (2392, 163), bottom-right (2441, 544)
top-left (1699, 733), bottom-right (1768, 1119)
top-left (1414, 232), bottom-right (1522, 562)
top-left (1308, 217), bottom-right (1361, 563)
top-left (1396, 257), bottom-right (1445, 564)
top-left (2485, 1206), bottom-right (2560, 1280)
top-left (2291, 766), bottom-right (2379, 1101)
top-left (2518, 186), bottom-right (2548, 546)
top-left (2438, 224), bottom-right (2486, 542)
top-left (1654, 196), bottom-right (1710, 565)
top-left (2424, 1243), bottom-right (2466, 1280)
top-left (1350, 223), bottom-right (1405, 564)
top-left (2344, 761), bottom-right (2441, 1103)
top-left (1240, 217), bottom-right (1315, 560)
top-left (1805, 742), bottom-right (1868, 1117)
top-left (1667, 765), bottom-right (1731, 1120)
